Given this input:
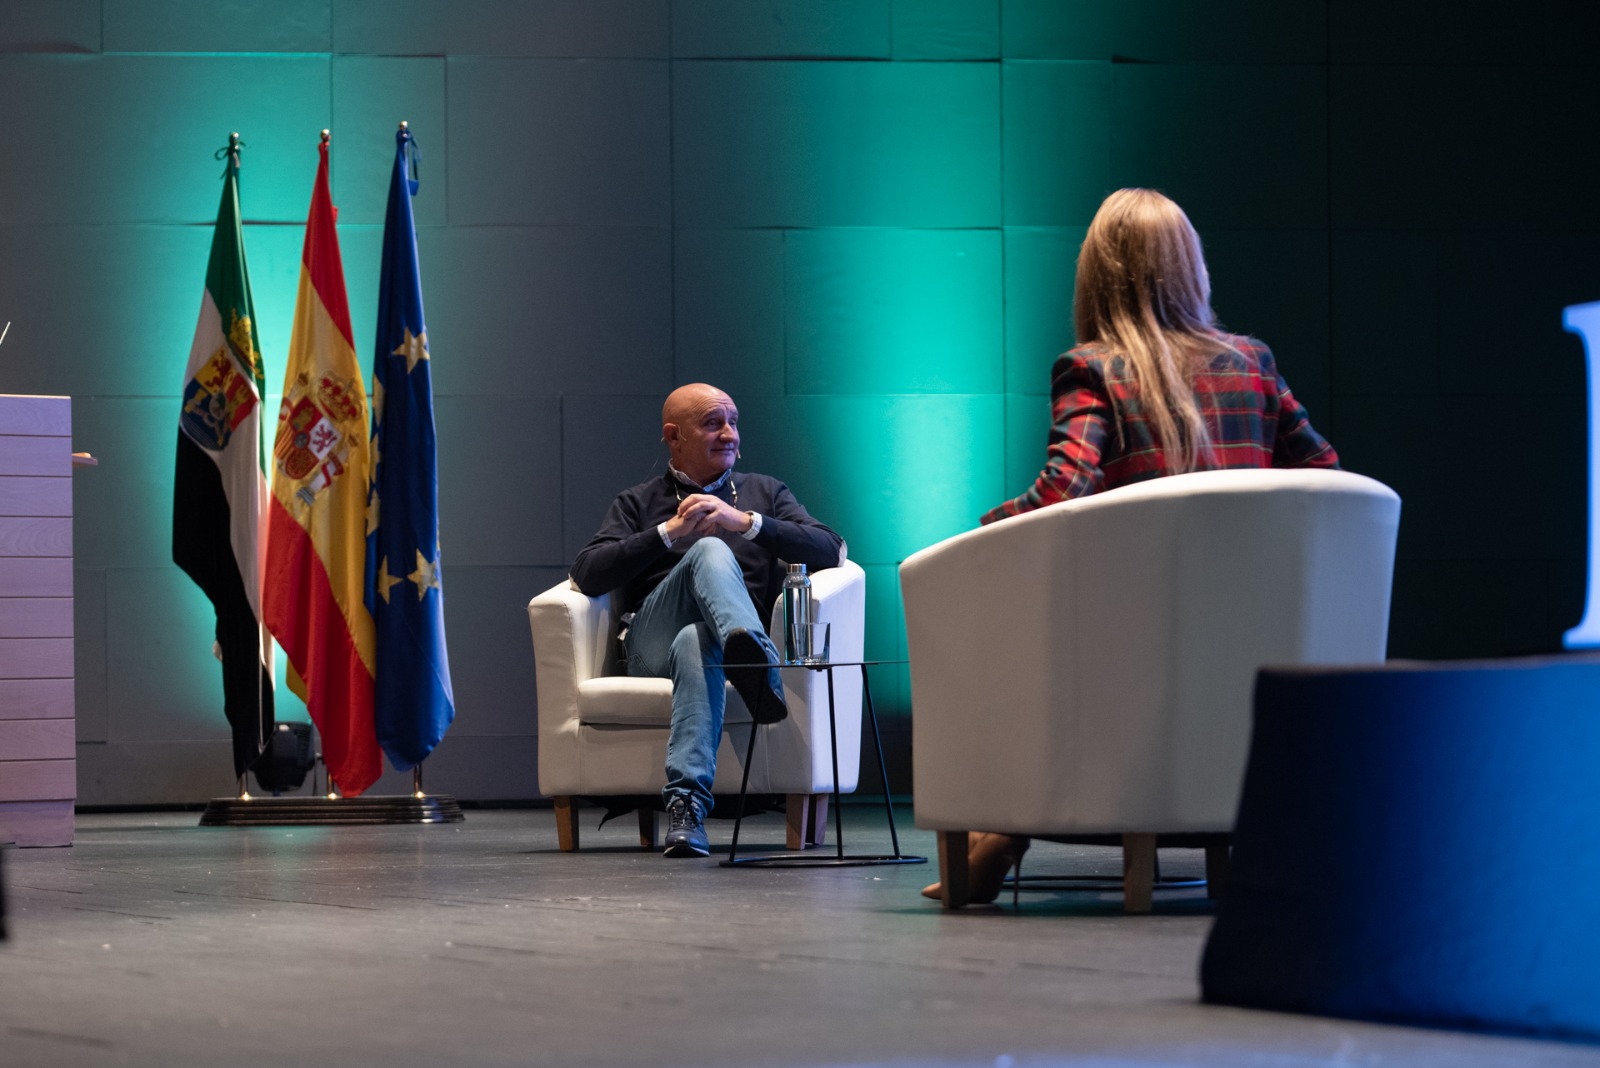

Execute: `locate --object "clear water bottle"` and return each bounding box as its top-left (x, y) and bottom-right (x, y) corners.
top-left (782, 563), bottom-right (812, 663)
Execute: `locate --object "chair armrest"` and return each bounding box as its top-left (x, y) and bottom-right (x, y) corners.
top-left (529, 579), bottom-right (621, 797)
top-left (899, 504), bottom-right (1073, 683)
top-left (795, 559), bottom-right (867, 665)
top-left (530, 579), bottom-right (617, 677)
top-left (528, 578), bottom-right (617, 716)
top-left (760, 559), bottom-right (869, 794)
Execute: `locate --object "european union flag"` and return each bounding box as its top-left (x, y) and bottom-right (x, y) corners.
top-left (364, 123), bottom-right (454, 769)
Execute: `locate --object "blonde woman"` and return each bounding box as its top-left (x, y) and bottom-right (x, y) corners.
top-left (926, 188), bottom-right (1339, 903)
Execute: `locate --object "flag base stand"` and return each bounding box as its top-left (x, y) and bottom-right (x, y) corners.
top-left (198, 794), bottom-right (465, 827)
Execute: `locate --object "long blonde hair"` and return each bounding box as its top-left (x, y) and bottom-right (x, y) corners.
top-left (1073, 188), bottom-right (1231, 475)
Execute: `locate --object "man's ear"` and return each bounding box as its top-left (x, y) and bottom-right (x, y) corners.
top-left (662, 422), bottom-right (679, 445)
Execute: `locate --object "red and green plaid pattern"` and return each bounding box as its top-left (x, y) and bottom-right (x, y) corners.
top-left (984, 336), bottom-right (1338, 524)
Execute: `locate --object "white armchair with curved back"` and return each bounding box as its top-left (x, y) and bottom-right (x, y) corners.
top-left (900, 468), bottom-right (1401, 912)
top-left (528, 559), bottom-right (866, 852)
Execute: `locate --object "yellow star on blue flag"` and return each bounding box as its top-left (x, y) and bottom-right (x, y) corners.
top-left (392, 327), bottom-right (428, 373)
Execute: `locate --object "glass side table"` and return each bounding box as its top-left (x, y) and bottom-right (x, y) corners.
top-left (719, 658), bottom-right (926, 868)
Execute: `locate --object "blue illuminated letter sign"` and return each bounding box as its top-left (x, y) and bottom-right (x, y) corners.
top-left (1565, 300), bottom-right (1600, 648)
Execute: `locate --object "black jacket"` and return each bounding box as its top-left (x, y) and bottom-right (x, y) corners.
top-left (570, 471), bottom-right (844, 619)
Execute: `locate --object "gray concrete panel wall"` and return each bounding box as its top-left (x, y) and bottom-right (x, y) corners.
top-left (0, 0), bottom-right (1595, 804)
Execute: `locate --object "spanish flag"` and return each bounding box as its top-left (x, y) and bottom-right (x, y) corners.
top-left (263, 133), bottom-right (380, 796)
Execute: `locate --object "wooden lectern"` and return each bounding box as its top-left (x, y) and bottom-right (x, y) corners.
top-left (0, 395), bottom-right (80, 847)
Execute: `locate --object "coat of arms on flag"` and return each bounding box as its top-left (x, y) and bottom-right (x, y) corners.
top-left (180, 313), bottom-right (261, 451)
top-left (274, 371), bottom-right (364, 503)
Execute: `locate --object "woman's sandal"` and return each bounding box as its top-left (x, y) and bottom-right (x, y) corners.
top-left (922, 832), bottom-right (1031, 905)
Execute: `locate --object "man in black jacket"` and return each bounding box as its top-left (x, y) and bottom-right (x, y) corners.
top-left (570, 384), bottom-right (845, 857)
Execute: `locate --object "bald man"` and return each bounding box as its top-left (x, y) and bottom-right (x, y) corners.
top-left (570, 384), bottom-right (846, 857)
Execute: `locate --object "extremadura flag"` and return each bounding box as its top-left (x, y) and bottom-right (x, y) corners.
top-left (264, 134), bottom-right (380, 796)
top-left (174, 135), bottom-right (275, 777)
top-left (365, 123), bottom-right (455, 769)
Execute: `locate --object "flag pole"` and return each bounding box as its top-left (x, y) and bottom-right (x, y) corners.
top-left (243, 125), bottom-right (269, 809)
top-left (240, 123), bottom-right (270, 812)
top-left (412, 765), bottom-right (424, 800)
top-left (228, 128), bottom-right (267, 806)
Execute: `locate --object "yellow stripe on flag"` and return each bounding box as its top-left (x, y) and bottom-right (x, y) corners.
top-left (274, 266), bottom-right (376, 673)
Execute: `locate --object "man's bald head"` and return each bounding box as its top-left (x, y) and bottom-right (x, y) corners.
top-left (662, 383), bottom-right (733, 429)
top-left (662, 383), bottom-right (740, 485)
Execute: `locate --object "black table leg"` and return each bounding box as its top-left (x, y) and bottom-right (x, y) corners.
top-left (722, 661), bottom-right (924, 868)
top-left (725, 717), bottom-right (762, 863)
top-left (860, 666), bottom-right (904, 859)
top-left (827, 668), bottom-right (845, 858)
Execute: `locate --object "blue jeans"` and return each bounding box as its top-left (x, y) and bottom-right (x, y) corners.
top-left (624, 538), bottom-right (779, 815)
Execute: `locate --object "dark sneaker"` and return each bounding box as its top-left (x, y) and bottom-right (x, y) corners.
top-left (723, 628), bottom-right (788, 725)
top-left (663, 798), bottom-right (709, 858)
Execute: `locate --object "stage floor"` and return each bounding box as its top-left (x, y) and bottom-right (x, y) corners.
top-left (1, 807), bottom-right (1594, 1068)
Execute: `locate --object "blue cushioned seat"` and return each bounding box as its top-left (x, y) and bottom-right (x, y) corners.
top-left (1201, 655), bottom-right (1600, 1042)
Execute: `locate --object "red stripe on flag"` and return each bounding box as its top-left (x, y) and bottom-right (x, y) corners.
top-left (264, 498), bottom-right (380, 795)
top-left (302, 140), bottom-right (355, 351)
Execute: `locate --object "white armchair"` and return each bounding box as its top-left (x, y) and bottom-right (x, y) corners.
top-left (528, 559), bottom-right (865, 851)
top-left (900, 468), bottom-right (1400, 911)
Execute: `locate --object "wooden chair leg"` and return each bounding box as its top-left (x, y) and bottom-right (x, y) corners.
top-left (937, 830), bottom-right (972, 909)
top-left (637, 807), bottom-right (658, 850)
top-left (1122, 832), bottom-right (1157, 914)
top-left (785, 793), bottom-right (807, 850)
top-left (554, 795), bottom-right (579, 852)
top-left (1205, 840), bottom-right (1231, 900)
top-left (785, 793), bottom-right (831, 849)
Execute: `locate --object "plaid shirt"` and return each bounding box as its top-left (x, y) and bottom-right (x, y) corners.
top-left (982, 336), bottom-right (1339, 524)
